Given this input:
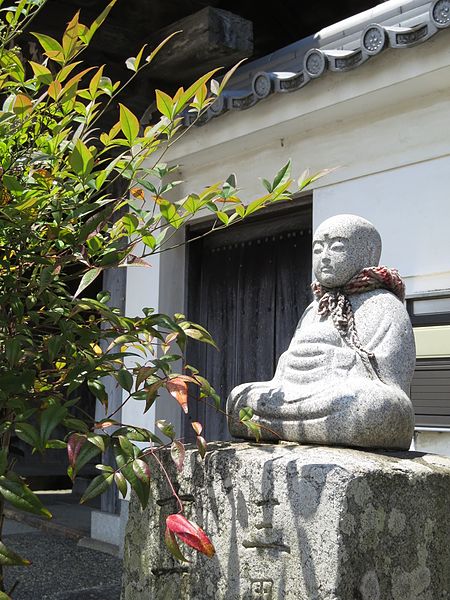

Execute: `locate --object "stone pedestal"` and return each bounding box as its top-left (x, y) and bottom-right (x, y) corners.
top-left (122, 443), bottom-right (450, 600)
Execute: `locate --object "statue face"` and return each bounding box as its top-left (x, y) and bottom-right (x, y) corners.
top-left (312, 215), bottom-right (382, 287)
top-left (313, 235), bottom-right (362, 287)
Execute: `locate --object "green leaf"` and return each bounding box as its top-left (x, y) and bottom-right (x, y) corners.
top-left (45, 440), bottom-right (67, 449)
top-left (114, 471), bottom-right (128, 498)
top-left (245, 195), bottom-right (269, 217)
top-left (156, 419), bottom-right (175, 440)
top-left (114, 445), bottom-right (149, 508)
top-left (48, 335), bottom-right (63, 362)
top-left (297, 166), bottom-right (338, 191)
top-left (135, 366), bottom-right (157, 390)
top-left (31, 32), bottom-right (64, 62)
top-left (216, 211), bottom-right (229, 225)
top-left (0, 371), bottom-right (34, 394)
top-left (40, 405), bottom-right (67, 445)
top-left (155, 90), bottom-right (174, 119)
top-left (0, 475), bottom-right (52, 518)
top-left (239, 407), bottom-right (253, 422)
top-left (73, 268), bottom-right (103, 298)
top-left (144, 381), bottom-right (164, 413)
top-left (262, 178), bottom-right (272, 193)
top-left (78, 203), bottom-right (114, 241)
top-left (146, 31), bottom-right (180, 65)
top-left (115, 426), bottom-right (162, 445)
top-left (142, 234), bottom-right (156, 250)
top-left (12, 94), bottom-right (32, 116)
top-left (85, 0), bottom-right (118, 43)
top-left (87, 380), bottom-right (108, 404)
top-left (118, 434), bottom-right (135, 457)
top-left (80, 473), bottom-right (113, 503)
top-left (73, 441), bottom-right (102, 475)
top-left (178, 68), bottom-right (221, 112)
top-left (5, 338), bottom-right (21, 367)
top-left (0, 541), bottom-right (30, 567)
top-left (215, 58), bottom-right (247, 95)
top-left (119, 103), bottom-right (139, 145)
top-left (243, 419), bottom-right (262, 442)
top-left (14, 423), bottom-right (41, 449)
top-left (183, 327), bottom-right (218, 349)
top-left (2, 174), bottom-right (24, 194)
top-left (69, 139), bottom-right (94, 178)
top-left (272, 159), bottom-right (291, 190)
top-left (121, 213), bottom-right (139, 235)
top-left (0, 450), bottom-right (7, 477)
top-left (29, 60), bottom-right (53, 84)
top-left (86, 434), bottom-right (107, 452)
top-left (116, 369), bottom-right (133, 393)
top-left (165, 526), bottom-right (188, 562)
top-left (63, 417), bottom-right (90, 434)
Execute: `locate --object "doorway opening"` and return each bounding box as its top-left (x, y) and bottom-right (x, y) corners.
top-left (185, 199), bottom-right (312, 441)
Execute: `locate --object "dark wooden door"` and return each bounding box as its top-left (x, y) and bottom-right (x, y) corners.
top-left (185, 203), bottom-right (312, 441)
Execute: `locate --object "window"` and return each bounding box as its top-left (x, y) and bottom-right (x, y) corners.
top-left (407, 294), bottom-right (450, 428)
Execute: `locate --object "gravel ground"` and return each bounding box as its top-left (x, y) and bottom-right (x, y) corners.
top-left (3, 529), bottom-right (122, 600)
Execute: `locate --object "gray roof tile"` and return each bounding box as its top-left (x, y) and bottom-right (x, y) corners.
top-left (183, 0), bottom-right (450, 126)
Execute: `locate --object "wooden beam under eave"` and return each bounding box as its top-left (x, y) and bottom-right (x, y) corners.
top-left (143, 6), bottom-right (254, 84)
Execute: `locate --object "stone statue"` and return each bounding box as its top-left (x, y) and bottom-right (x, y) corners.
top-left (227, 214), bottom-right (416, 450)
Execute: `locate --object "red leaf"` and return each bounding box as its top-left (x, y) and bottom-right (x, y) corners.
top-left (166, 377), bottom-right (188, 414)
top-left (166, 514), bottom-right (215, 558)
top-left (67, 433), bottom-right (86, 469)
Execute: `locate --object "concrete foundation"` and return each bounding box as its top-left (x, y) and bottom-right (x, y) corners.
top-left (122, 442), bottom-right (450, 600)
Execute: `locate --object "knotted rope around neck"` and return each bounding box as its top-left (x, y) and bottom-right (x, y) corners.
top-left (311, 266), bottom-right (405, 370)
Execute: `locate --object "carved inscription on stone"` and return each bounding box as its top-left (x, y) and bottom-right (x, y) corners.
top-left (251, 580), bottom-right (273, 600)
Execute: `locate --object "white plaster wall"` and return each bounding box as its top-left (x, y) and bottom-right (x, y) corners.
top-left (313, 156), bottom-right (450, 295)
top-left (121, 250), bottom-right (160, 432)
top-left (414, 431), bottom-right (450, 457)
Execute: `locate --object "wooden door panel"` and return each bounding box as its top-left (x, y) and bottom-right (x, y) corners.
top-left (185, 204), bottom-right (312, 441)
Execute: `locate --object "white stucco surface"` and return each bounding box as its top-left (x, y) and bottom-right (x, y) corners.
top-left (313, 156), bottom-right (450, 295)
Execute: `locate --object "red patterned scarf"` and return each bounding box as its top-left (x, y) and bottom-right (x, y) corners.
top-left (311, 266), bottom-right (405, 368)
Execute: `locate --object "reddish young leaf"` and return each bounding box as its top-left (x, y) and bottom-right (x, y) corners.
top-left (166, 377), bottom-right (188, 414)
top-left (94, 419), bottom-right (119, 430)
top-left (191, 421), bottom-right (202, 436)
top-left (130, 187), bottom-right (145, 201)
top-left (170, 440), bottom-right (185, 472)
top-left (132, 458), bottom-right (151, 484)
top-left (67, 433), bottom-right (86, 469)
top-left (166, 514), bottom-right (215, 558)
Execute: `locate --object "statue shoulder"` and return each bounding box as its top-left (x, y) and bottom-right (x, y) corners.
top-left (295, 300), bottom-right (317, 329)
top-left (352, 288), bottom-right (407, 314)
top-left (352, 288), bottom-right (413, 337)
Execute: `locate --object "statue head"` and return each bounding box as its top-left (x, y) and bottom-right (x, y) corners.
top-left (312, 214), bottom-right (382, 288)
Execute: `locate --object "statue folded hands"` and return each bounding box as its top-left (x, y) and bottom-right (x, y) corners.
top-left (227, 214), bottom-right (416, 450)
